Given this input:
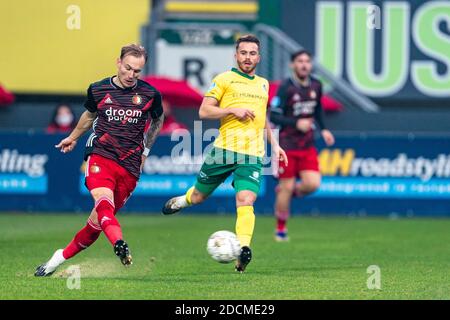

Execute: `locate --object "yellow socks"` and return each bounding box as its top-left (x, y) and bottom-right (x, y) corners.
top-left (236, 206), bottom-right (255, 247)
top-left (185, 186), bottom-right (195, 205)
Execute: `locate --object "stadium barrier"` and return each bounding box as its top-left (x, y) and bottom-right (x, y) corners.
top-left (0, 132), bottom-right (449, 216)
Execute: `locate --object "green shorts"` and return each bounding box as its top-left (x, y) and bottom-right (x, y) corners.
top-left (195, 147), bottom-right (263, 196)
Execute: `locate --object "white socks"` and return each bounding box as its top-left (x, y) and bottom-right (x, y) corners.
top-left (46, 249), bottom-right (66, 270)
top-left (173, 195), bottom-right (190, 209)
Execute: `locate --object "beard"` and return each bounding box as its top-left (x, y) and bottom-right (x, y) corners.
top-left (296, 68), bottom-right (311, 78)
top-left (237, 61), bottom-right (256, 74)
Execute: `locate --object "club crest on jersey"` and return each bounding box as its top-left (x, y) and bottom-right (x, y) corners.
top-left (90, 164), bottom-right (101, 174)
top-left (293, 93), bottom-right (301, 101)
top-left (262, 84), bottom-right (267, 92)
top-left (132, 94), bottom-right (142, 105)
top-left (310, 90), bottom-right (316, 99)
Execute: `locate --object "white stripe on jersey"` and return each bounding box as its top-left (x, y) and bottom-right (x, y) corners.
top-left (86, 133), bottom-right (97, 147)
top-left (85, 156), bottom-right (91, 178)
top-left (86, 116), bottom-right (98, 147)
top-left (86, 133), bottom-right (92, 146)
top-left (85, 116), bottom-right (99, 147)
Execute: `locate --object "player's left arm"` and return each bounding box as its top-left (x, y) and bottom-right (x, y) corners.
top-left (265, 118), bottom-right (288, 165)
top-left (143, 113), bottom-right (164, 154)
top-left (141, 93), bottom-right (165, 172)
top-left (315, 83), bottom-right (335, 146)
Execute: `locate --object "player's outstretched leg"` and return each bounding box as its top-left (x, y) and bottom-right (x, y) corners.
top-left (35, 249), bottom-right (66, 277)
top-left (162, 186), bottom-right (196, 215)
top-left (34, 217), bottom-right (102, 277)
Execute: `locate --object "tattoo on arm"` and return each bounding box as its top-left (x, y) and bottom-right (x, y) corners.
top-left (144, 114), bottom-right (164, 151)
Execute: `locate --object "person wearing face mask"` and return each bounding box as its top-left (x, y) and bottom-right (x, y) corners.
top-left (47, 104), bottom-right (77, 134)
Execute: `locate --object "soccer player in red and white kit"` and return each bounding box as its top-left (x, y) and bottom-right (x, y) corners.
top-left (35, 44), bottom-right (164, 276)
top-left (270, 50), bottom-right (335, 242)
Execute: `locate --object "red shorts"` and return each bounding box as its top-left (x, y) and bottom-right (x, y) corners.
top-left (85, 154), bottom-right (137, 213)
top-left (277, 147), bottom-right (320, 179)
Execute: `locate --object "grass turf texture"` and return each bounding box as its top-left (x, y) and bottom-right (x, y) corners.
top-left (1, 213), bottom-right (450, 299)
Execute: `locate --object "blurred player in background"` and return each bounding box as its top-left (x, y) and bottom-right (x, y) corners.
top-left (270, 50), bottom-right (335, 242)
top-left (35, 44), bottom-right (164, 276)
top-left (162, 35), bottom-right (287, 273)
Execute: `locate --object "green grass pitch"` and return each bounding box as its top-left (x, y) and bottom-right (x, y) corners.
top-left (1, 213), bottom-right (450, 299)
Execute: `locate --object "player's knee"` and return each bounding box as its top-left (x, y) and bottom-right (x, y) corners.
top-left (88, 209), bottom-right (100, 227)
top-left (302, 179), bottom-right (321, 194)
top-left (90, 188), bottom-right (113, 202)
top-left (90, 189), bottom-right (101, 200)
top-left (94, 196), bottom-right (119, 230)
top-left (236, 191), bottom-right (256, 207)
top-left (87, 217), bottom-right (102, 234)
top-left (279, 182), bottom-right (295, 194)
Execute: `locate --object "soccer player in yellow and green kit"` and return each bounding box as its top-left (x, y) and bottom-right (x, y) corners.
top-left (162, 34), bottom-right (288, 273)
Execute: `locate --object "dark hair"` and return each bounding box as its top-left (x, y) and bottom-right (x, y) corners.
top-left (291, 49), bottom-right (312, 62)
top-left (120, 44), bottom-right (148, 63)
top-left (235, 34), bottom-right (260, 50)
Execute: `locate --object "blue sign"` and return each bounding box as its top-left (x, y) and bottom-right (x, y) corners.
top-left (315, 177), bottom-right (450, 199)
top-left (79, 174), bottom-right (259, 196)
top-left (1, 132), bottom-right (449, 216)
top-left (0, 174), bottom-right (47, 194)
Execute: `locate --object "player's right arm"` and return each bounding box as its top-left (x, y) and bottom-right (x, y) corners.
top-left (200, 74), bottom-right (254, 121)
top-left (199, 97), bottom-right (255, 121)
top-left (55, 85), bottom-right (97, 153)
top-left (55, 110), bottom-right (97, 153)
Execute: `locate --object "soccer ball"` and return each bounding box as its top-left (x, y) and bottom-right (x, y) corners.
top-left (206, 230), bottom-right (241, 263)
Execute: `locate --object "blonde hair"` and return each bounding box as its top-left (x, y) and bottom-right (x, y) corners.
top-left (120, 44), bottom-right (148, 62)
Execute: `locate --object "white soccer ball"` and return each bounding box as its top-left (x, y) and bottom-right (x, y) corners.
top-left (206, 230), bottom-right (241, 263)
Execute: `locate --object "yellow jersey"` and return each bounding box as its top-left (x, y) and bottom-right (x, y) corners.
top-left (205, 68), bottom-right (269, 157)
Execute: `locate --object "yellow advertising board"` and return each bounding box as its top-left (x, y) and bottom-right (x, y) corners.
top-left (0, 0), bottom-right (150, 94)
